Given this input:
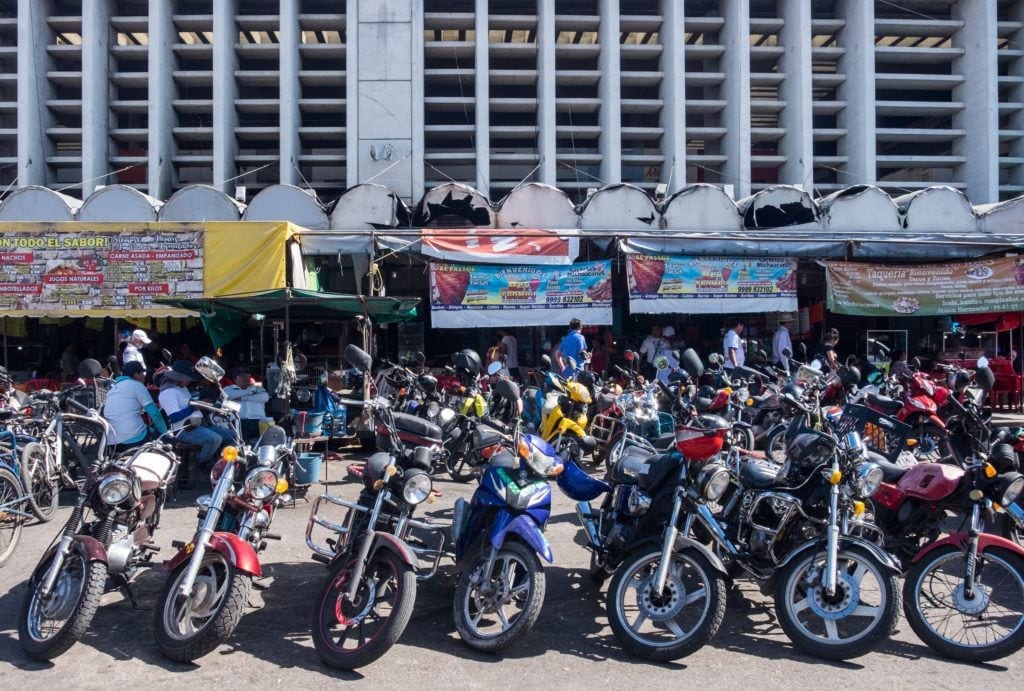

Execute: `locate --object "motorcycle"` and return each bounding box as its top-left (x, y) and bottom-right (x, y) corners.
top-left (559, 412), bottom-right (731, 660)
top-left (18, 399), bottom-right (180, 660)
top-left (536, 366), bottom-right (597, 465)
top-left (306, 344), bottom-right (447, 670)
top-left (153, 356), bottom-right (295, 662)
top-left (451, 395), bottom-right (565, 652)
top-left (863, 367), bottom-right (949, 462)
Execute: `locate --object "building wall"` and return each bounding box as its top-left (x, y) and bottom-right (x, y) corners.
top-left (2, 0), bottom-right (1022, 204)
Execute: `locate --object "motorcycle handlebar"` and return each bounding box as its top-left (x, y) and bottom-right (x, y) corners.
top-left (188, 399), bottom-right (232, 417)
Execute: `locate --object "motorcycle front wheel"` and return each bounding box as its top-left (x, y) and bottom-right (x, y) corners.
top-left (762, 424), bottom-right (788, 465)
top-left (154, 550), bottom-right (252, 662)
top-left (454, 540), bottom-right (546, 652)
top-left (0, 467), bottom-right (25, 568)
top-left (775, 547), bottom-right (900, 660)
top-left (903, 545), bottom-right (1024, 662)
top-left (607, 547), bottom-right (727, 661)
top-left (312, 550), bottom-right (417, 670)
top-left (728, 425), bottom-right (755, 453)
top-left (19, 543), bottom-right (107, 660)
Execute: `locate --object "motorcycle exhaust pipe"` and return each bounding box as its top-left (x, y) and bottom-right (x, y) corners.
top-left (575, 501), bottom-right (600, 547)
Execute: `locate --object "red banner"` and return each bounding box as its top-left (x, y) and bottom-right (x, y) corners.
top-left (421, 228), bottom-right (577, 265)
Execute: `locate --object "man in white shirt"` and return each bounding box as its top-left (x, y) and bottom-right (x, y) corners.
top-left (772, 316), bottom-right (794, 373)
top-left (158, 360), bottom-right (233, 468)
top-left (122, 329), bottom-right (151, 369)
top-left (498, 329), bottom-right (520, 381)
top-left (655, 327), bottom-right (679, 383)
top-left (639, 325), bottom-right (666, 375)
top-left (103, 361), bottom-right (167, 451)
top-left (224, 367), bottom-right (270, 441)
top-left (723, 319), bottom-right (745, 372)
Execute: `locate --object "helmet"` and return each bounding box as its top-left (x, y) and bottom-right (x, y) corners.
top-left (453, 349), bottom-right (482, 383)
top-left (839, 366), bottom-right (860, 389)
top-left (417, 373), bottom-right (438, 394)
top-left (786, 430), bottom-right (837, 468)
top-left (564, 381), bottom-right (592, 405)
top-left (576, 370), bottom-right (596, 387)
top-left (952, 369), bottom-right (971, 394)
top-left (991, 443), bottom-right (1020, 474)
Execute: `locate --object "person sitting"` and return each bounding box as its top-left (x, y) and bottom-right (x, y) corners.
top-left (223, 367), bottom-right (270, 442)
top-left (157, 360), bottom-right (234, 470)
top-left (102, 361), bottom-right (168, 453)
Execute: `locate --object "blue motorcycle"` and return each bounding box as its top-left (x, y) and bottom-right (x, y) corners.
top-left (451, 425), bottom-right (564, 652)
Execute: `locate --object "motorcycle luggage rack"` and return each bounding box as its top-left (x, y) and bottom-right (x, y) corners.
top-left (306, 493), bottom-right (362, 560)
top-left (589, 414), bottom-right (622, 445)
top-left (832, 404), bottom-right (911, 462)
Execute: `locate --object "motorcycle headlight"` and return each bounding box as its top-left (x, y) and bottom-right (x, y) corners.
top-left (426, 402), bottom-right (440, 419)
top-left (439, 407), bottom-right (456, 426)
top-left (997, 473), bottom-right (1024, 507)
top-left (98, 472), bottom-right (133, 505)
top-left (244, 467), bottom-right (279, 501)
top-left (698, 464), bottom-right (731, 502)
top-left (402, 470), bottom-right (433, 505)
top-left (854, 462), bottom-right (884, 498)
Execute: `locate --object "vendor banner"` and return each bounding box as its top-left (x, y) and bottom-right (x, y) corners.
top-left (824, 257), bottom-right (1024, 316)
top-left (422, 228), bottom-right (578, 265)
top-left (429, 260), bottom-right (612, 328)
top-left (627, 254), bottom-right (798, 314)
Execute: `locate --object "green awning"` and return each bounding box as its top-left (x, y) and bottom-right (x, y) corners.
top-left (157, 289), bottom-right (420, 348)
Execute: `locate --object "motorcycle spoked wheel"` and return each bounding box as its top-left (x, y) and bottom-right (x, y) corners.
top-left (446, 437), bottom-right (480, 484)
top-left (774, 547), bottom-right (900, 660)
top-left (454, 541), bottom-right (546, 652)
top-left (154, 550), bottom-right (252, 662)
top-left (0, 468), bottom-right (25, 568)
top-left (554, 434), bottom-right (584, 466)
top-left (607, 548), bottom-right (727, 661)
top-left (312, 551), bottom-right (417, 670)
top-left (911, 422), bottom-right (947, 463)
top-left (18, 543), bottom-right (107, 660)
top-left (727, 425), bottom-right (755, 454)
top-left (22, 443), bottom-right (59, 522)
top-left (903, 545), bottom-right (1024, 662)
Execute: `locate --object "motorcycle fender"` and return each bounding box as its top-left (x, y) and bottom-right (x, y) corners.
top-left (491, 514), bottom-right (553, 563)
top-left (672, 535), bottom-right (730, 579)
top-left (777, 536), bottom-right (901, 575)
top-left (73, 535), bottom-right (109, 564)
top-left (164, 532), bottom-right (262, 577)
top-left (731, 420), bottom-right (753, 430)
top-left (910, 532), bottom-right (1024, 564)
top-left (369, 531), bottom-right (418, 568)
top-left (554, 418), bottom-right (587, 439)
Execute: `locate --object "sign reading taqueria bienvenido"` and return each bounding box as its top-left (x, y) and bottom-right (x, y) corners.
top-left (0, 228), bottom-right (204, 316)
top-left (824, 257), bottom-right (1024, 316)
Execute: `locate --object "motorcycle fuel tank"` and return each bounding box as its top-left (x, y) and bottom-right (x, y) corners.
top-left (897, 463), bottom-right (964, 502)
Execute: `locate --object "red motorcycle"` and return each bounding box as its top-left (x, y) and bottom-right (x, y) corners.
top-left (863, 370), bottom-right (949, 462)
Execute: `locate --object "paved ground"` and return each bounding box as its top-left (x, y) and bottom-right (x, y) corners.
top-left (1, 447), bottom-right (1023, 690)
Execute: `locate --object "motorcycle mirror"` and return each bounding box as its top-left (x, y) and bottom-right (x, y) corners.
top-left (624, 350), bottom-right (635, 363)
top-left (708, 353), bottom-right (723, 367)
top-left (797, 342), bottom-right (808, 361)
top-left (344, 344), bottom-right (373, 373)
top-left (78, 358), bottom-right (103, 379)
top-left (486, 361), bottom-right (503, 376)
top-left (681, 348), bottom-right (704, 380)
top-left (414, 351), bottom-right (426, 366)
top-left (912, 356), bottom-right (922, 369)
top-left (161, 348), bottom-right (173, 364)
top-left (975, 366), bottom-right (995, 392)
top-left (540, 353), bottom-right (552, 369)
top-left (194, 356), bottom-right (225, 383)
top-left (654, 355), bottom-right (670, 371)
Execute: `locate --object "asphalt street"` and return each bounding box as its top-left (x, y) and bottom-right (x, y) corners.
top-left (1, 448), bottom-right (1022, 690)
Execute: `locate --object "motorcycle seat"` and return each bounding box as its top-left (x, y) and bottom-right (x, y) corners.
top-left (865, 392), bottom-right (903, 415)
top-left (392, 412), bottom-right (444, 445)
top-left (866, 450), bottom-right (907, 482)
top-left (128, 449), bottom-right (176, 492)
top-left (740, 459), bottom-right (782, 489)
top-left (654, 432), bottom-right (676, 450)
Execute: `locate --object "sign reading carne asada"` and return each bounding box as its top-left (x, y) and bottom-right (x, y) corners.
top-left (0, 228), bottom-right (204, 315)
top-left (627, 254), bottom-right (798, 314)
top-left (825, 256), bottom-right (1024, 316)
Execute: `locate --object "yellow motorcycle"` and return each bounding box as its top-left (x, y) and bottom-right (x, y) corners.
top-left (537, 380), bottom-right (598, 464)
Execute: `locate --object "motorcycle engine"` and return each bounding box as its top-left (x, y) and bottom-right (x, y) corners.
top-left (106, 524), bottom-right (134, 574)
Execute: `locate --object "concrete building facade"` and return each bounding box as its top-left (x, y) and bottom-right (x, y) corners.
top-left (2, 0), bottom-right (1023, 206)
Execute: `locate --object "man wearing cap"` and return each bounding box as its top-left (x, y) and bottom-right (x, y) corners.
top-left (122, 329), bottom-right (151, 369)
top-left (224, 367), bottom-right (269, 442)
top-left (103, 361), bottom-right (168, 452)
top-left (654, 327), bottom-right (680, 383)
top-left (158, 360), bottom-right (233, 469)
top-left (772, 315), bottom-right (794, 373)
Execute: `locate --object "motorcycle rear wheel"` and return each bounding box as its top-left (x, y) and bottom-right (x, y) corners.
top-left (0, 468), bottom-right (25, 568)
top-left (607, 547), bottom-right (727, 661)
top-left (454, 540), bottom-right (546, 652)
top-left (154, 550), bottom-right (252, 662)
top-left (762, 424), bottom-right (788, 465)
top-left (19, 544), bottom-right (107, 660)
top-left (312, 550), bottom-right (417, 670)
top-left (903, 545), bottom-right (1024, 662)
top-left (446, 438), bottom-right (478, 483)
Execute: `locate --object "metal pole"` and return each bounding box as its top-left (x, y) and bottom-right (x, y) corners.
top-left (3, 318), bottom-right (8, 371)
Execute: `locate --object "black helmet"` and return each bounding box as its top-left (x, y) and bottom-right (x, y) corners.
top-left (417, 373), bottom-right (438, 394)
top-left (787, 430), bottom-right (837, 468)
top-left (453, 349), bottom-right (482, 382)
top-left (952, 369), bottom-right (971, 394)
top-left (840, 366), bottom-right (861, 389)
top-left (576, 370), bottom-right (596, 387)
top-left (991, 443), bottom-right (1020, 474)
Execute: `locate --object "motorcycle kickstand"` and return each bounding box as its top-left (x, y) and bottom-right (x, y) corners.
top-left (121, 582), bottom-right (143, 610)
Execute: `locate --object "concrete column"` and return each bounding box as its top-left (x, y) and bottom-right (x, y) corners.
top-left (953, 0), bottom-right (999, 204)
top-left (280, 0), bottom-right (302, 186)
top-left (537, 0), bottom-right (556, 184)
top-left (213, 0), bottom-right (239, 193)
top-left (148, 0), bottom-right (175, 199)
top-left (778, 0), bottom-right (813, 187)
top-left (475, 0), bottom-right (490, 194)
top-left (346, 0), bottom-right (358, 189)
top-left (411, 1), bottom-right (425, 201)
top-left (720, 0), bottom-right (751, 198)
top-left (659, 0), bottom-right (686, 192)
top-left (598, 0), bottom-right (621, 184)
top-left (838, 0), bottom-right (875, 185)
top-left (82, 0), bottom-right (113, 196)
top-left (17, 0), bottom-right (54, 186)
top-left (1009, 3), bottom-right (1024, 192)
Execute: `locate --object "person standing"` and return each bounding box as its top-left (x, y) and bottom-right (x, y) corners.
top-left (655, 327), bottom-right (679, 383)
top-left (814, 330), bottom-right (840, 373)
top-left (102, 361), bottom-right (167, 452)
top-left (556, 318), bottom-right (587, 378)
top-left (122, 329), bottom-right (151, 369)
top-left (723, 319), bottom-right (745, 373)
top-left (223, 367), bottom-right (270, 441)
top-left (772, 315), bottom-right (794, 372)
top-left (639, 325), bottom-right (666, 378)
top-left (499, 328), bottom-right (520, 381)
